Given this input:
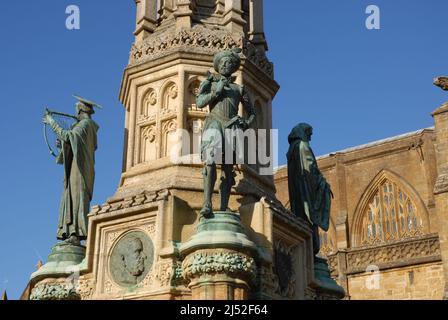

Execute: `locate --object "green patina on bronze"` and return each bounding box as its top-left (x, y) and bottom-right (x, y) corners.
top-left (287, 123), bottom-right (332, 256)
top-left (43, 97), bottom-right (100, 245)
top-left (196, 48), bottom-right (256, 218)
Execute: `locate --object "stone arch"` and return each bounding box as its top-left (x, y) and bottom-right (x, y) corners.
top-left (351, 169), bottom-right (430, 247)
top-left (140, 125), bottom-right (156, 163)
top-left (141, 88), bottom-right (158, 118)
top-left (161, 119), bottom-right (177, 158)
top-left (186, 77), bottom-right (204, 111)
top-left (160, 80), bottom-right (178, 114)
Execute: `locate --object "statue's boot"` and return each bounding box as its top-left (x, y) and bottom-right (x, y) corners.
top-left (219, 165), bottom-right (235, 212)
top-left (200, 164), bottom-right (216, 218)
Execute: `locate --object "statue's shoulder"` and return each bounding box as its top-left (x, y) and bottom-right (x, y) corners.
top-left (79, 118), bottom-right (99, 131)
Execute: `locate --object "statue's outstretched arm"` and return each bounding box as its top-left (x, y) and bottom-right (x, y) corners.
top-left (47, 116), bottom-right (70, 142)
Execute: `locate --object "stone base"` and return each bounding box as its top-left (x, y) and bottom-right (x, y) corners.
top-left (312, 256), bottom-right (345, 300)
top-left (30, 242), bottom-right (87, 283)
top-left (180, 211), bottom-right (258, 300)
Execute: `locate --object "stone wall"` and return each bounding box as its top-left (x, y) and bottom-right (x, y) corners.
top-left (347, 262), bottom-right (444, 300)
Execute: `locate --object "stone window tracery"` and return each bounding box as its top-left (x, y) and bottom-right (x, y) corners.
top-left (361, 179), bottom-right (423, 246)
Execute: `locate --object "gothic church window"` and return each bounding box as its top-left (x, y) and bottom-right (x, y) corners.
top-left (361, 179), bottom-right (423, 246)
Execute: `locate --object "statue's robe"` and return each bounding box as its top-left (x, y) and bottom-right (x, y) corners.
top-left (55, 119), bottom-right (99, 240)
top-left (287, 128), bottom-right (331, 254)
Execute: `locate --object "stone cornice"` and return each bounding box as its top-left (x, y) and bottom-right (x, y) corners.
top-left (128, 25), bottom-right (274, 78)
top-left (328, 234), bottom-right (441, 276)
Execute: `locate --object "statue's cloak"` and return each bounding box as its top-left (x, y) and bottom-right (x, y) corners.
top-left (286, 125), bottom-right (330, 232)
top-left (56, 119), bottom-right (99, 240)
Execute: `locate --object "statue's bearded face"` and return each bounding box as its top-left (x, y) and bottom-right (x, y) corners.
top-left (218, 57), bottom-right (237, 77)
top-left (123, 239), bottom-right (146, 277)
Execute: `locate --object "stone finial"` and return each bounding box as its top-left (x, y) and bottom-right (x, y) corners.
top-left (36, 260), bottom-right (43, 270)
top-left (1, 290), bottom-right (7, 301)
top-left (434, 76), bottom-right (448, 91)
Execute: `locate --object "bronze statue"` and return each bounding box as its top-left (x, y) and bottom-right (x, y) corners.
top-left (43, 96), bottom-right (100, 245)
top-left (196, 48), bottom-right (256, 218)
top-left (286, 123), bottom-right (332, 255)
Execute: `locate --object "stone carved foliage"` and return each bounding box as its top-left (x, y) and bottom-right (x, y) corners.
top-left (346, 235), bottom-right (440, 273)
top-left (273, 240), bottom-right (296, 299)
top-left (76, 278), bottom-right (95, 300)
top-left (182, 249), bottom-right (256, 282)
top-left (30, 283), bottom-right (80, 301)
top-left (130, 25), bottom-right (274, 78)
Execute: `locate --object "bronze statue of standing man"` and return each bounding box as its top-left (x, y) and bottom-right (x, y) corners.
top-left (287, 123), bottom-right (332, 255)
top-left (43, 96), bottom-right (100, 245)
top-left (196, 48), bottom-right (256, 218)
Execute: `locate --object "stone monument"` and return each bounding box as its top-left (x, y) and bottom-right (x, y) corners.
top-left (29, 96), bottom-right (100, 300)
top-left (26, 1), bottom-right (343, 300)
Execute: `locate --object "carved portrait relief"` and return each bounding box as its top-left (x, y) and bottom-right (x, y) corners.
top-left (109, 231), bottom-right (154, 287)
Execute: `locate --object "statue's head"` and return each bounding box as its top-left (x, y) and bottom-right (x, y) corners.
top-left (213, 48), bottom-right (242, 77)
top-left (75, 102), bottom-right (95, 119)
top-left (288, 123), bottom-right (313, 143)
top-left (120, 237), bottom-right (146, 278)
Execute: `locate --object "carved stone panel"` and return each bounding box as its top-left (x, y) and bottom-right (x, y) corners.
top-left (273, 240), bottom-right (296, 298)
top-left (161, 82), bottom-right (178, 115)
top-left (109, 231), bottom-right (155, 288)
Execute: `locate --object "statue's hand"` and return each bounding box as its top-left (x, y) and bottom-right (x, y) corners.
top-left (216, 79), bottom-right (225, 96)
top-left (42, 113), bottom-right (52, 125)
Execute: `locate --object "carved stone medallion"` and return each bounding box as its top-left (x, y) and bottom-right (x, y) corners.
top-left (109, 231), bottom-right (154, 287)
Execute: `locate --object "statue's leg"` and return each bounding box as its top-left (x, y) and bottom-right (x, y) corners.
top-left (200, 163), bottom-right (216, 218)
top-left (219, 164), bottom-right (236, 212)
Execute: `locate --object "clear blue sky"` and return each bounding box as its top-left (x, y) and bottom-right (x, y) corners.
top-left (0, 0), bottom-right (447, 299)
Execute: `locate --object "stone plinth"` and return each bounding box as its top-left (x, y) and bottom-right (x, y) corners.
top-left (29, 242), bottom-right (87, 300)
top-left (180, 212), bottom-right (258, 300)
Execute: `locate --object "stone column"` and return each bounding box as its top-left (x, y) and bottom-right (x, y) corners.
top-left (134, 0), bottom-right (157, 42)
top-left (158, 0), bottom-right (175, 20)
top-left (432, 102), bottom-right (448, 299)
top-left (174, 0), bottom-right (193, 31)
top-left (248, 0), bottom-right (267, 52)
top-left (223, 0), bottom-right (246, 34)
top-left (180, 213), bottom-right (258, 300)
